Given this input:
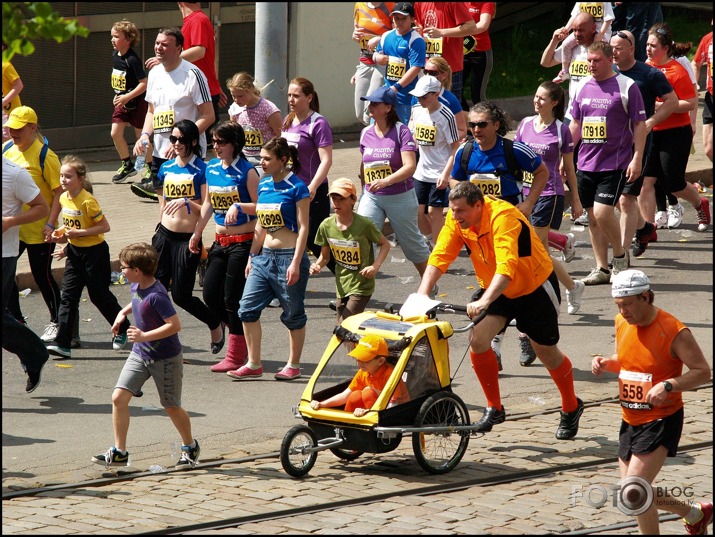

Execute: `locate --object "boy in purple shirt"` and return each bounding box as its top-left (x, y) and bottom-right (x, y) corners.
top-left (92, 243), bottom-right (200, 470)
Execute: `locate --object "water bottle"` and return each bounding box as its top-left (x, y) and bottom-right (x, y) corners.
top-left (134, 140), bottom-right (148, 171)
top-left (148, 464), bottom-right (166, 474)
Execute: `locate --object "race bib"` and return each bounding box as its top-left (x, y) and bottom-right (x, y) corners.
top-left (619, 370), bottom-right (653, 410)
top-left (111, 69), bottom-right (127, 92)
top-left (522, 171), bottom-right (534, 188)
top-left (364, 160), bottom-right (392, 184)
top-left (569, 60), bottom-right (589, 78)
top-left (469, 173), bottom-right (501, 197)
top-left (425, 37), bottom-right (443, 57)
top-left (209, 185), bottom-right (240, 214)
top-left (386, 56), bottom-right (406, 82)
top-left (582, 116), bottom-right (607, 144)
top-left (243, 127), bottom-right (263, 151)
top-left (256, 203), bottom-right (284, 232)
top-left (163, 174), bottom-right (196, 199)
top-left (61, 207), bottom-right (83, 230)
top-left (359, 33), bottom-right (376, 59)
top-left (153, 108), bottom-right (175, 134)
top-left (328, 238), bottom-right (361, 271)
top-left (414, 123), bottom-right (437, 146)
top-left (580, 2), bottom-right (604, 19)
top-left (463, 35), bottom-right (477, 55)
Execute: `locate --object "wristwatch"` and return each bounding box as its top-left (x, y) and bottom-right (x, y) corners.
top-left (662, 380), bottom-right (673, 392)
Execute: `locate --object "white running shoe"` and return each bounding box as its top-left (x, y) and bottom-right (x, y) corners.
top-left (667, 203), bottom-right (684, 229)
top-left (654, 210), bottom-right (668, 229)
top-left (562, 233), bottom-right (576, 263)
top-left (566, 280), bottom-right (585, 315)
top-left (40, 322), bottom-right (59, 342)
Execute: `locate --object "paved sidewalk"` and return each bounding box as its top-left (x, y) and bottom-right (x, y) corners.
top-left (14, 92), bottom-right (713, 291)
top-left (1, 387), bottom-right (712, 535)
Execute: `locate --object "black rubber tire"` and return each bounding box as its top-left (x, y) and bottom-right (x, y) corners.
top-left (329, 448), bottom-right (364, 461)
top-left (412, 391), bottom-right (471, 474)
top-left (280, 424), bottom-right (318, 478)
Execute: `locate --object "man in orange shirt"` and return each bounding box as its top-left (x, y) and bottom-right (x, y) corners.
top-left (417, 181), bottom-right (583, 439)
top-left (592, 270), bottom-right (711, 535)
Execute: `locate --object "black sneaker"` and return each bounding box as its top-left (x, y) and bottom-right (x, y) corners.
top-left (518, 335), bottom-right (537, 367)
top-left (631, 222), bottom-right (655, 258)
top-left (26, 361), bottom-right (46, 393)
top-left (46, 342), bottom-right (71, 360)
top-left (473, 406), bottom-right (506, 433)
top-left (175, 439), bottom-right (200, 469)
top-left (556, 398), bottom-right (584, 440)
top-left (328, 300), bottom-right (337, 311)
top-left (130, 180), bottom-right (158, 201)
top-left (112, 161), bottom-right (137, 184)
top-left (92, 447), bottom-right (130, 467)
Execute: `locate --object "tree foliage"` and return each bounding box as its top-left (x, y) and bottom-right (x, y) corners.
top-left (2, 2), bottom-right (89, 62)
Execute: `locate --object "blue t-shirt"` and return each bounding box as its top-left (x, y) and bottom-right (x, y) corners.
top-left (157, 155), bottom-right (206, 202)
top-left (130, 280), bottom-right (182, 360)
top-left (205, 156), bottom-right (257, 227)
top-left (451, 137), bottom-right (542, 198)
top-left (616, 60), bottom-right (674, 118)
top-left (255, 173), bottom-right (310, 233)
top-left (377, 28), bottom-right (426, 105)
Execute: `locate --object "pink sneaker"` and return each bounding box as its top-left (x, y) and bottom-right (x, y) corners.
top-left (553, 69), bottom-right (570, 84)
top-left (227, 365), bottom-right (263, 380)
top-left (275, 365), bottom-right (301, 381)
top-left (684, 501), bottom-right (713, 535)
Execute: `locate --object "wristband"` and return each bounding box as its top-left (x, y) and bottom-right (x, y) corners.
top-left (233, 203), bottom-right (243, 214)
top-left (141, 131), bottom-right (151, 139)
top-left (45, 223), bottom-right (55, 230)
top-left (393, 82), bottom-right (402, 91)
top-left (248, 252), bottom-right (257, 258)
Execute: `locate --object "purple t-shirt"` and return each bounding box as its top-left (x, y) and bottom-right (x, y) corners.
top-left (515, 116), bottom-right (574, 197)
top-left (281, 111), bottom-right (333, 187)
top-left (359, 122), bottom-right (417, 196)
top-left (569, 74), bottom-right (646, 172)
top-left (130, 280), bottom-right (182, 361)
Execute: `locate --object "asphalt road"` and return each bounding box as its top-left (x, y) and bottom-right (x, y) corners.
top-left (3, 199), bottom-right (712, 488)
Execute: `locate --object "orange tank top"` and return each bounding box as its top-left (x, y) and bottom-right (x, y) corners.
top-left (615, 308), bottom-right (687, 426)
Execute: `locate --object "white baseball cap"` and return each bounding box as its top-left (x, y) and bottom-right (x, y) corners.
top-left (611, 269), bottom-right (651, 298)
top-left (409, 75), bottom-right (442, 97)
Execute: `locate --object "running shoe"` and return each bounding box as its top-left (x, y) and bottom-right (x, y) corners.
top-left (26, 362), bottom-right (46, 393)
top-left (46, 343), bottom-right (71, 360)
top-left (631, 221), bottom-right (656, 258)
top-left (562, 233), bottom-right (576, 263)
top-left (581, 267), bottom-right (610, 286)
top-left (92, 447), bottom-right (130, 468)
top-left (490, 334), bottom-right (503, 371)
top-left (610, 253), bottom-right (630, 282)
top-left (574, 210), bottom-right (589, 226)
top-left (70, 336), bottom-right (82, 349)
top-left (275, 365), bottom-right (301, 381)
top-left (112, 161), bottom-right (136, 184)
top-left (112, 332), bottom-right (128, 350)
top-left (654, 210), bottom-right (668, 229)
top-left (518, 335), bottom-right (537, 367)
top-left (175, 440), bottom-right (200, 469)
top-left (130, 179), bottom-right (158, 201)
top-left (472, 406), bottom-right (506, 433)
top-left (684, 501), bottom-right (713, 535)
top-left (552, 69), bottom-right (570, 84)
top-left (667, 202), bottom-right (684, 228)
top-left (696, 198), bottom-right (711, 232)
top-left (40, 322), bottom-right (59, 342)
top-left (555, 398), bottom-right (584, 440)
top-left (227, 365), bottom-right (263, 380)
top-left (566, 280), bottom-right (585, 315)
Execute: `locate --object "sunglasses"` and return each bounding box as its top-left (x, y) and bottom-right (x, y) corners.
top-left (169, 135), bottom-right (186, 145)
top-left (615, 31), bottom-right (633, 46)
top-left (120, 264), bottom-right (133, 270)
top-left (468, 121), bottom-right (491, 129)
top-left (212, 138), bottom-right (228, 146)
top-left (423, 69), bottom-right (439, 76)
top-left (655, 27), bottom-right (668, 36)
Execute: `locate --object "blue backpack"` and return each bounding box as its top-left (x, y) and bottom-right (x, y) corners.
top-left (3, 136), bottom-right (50, 182)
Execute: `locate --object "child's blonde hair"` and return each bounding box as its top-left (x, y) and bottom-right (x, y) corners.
top-left (61, 154), bottom-right (93, 193)
top-left (425, 56), bottom-right (452, 90)
top-left (112, 20), bottom-right (140, 48)
top-left (226, 72), bottom-right (262, 97)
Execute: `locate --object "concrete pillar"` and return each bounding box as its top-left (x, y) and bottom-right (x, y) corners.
top-left (255, 3), bottom-right (289, 118)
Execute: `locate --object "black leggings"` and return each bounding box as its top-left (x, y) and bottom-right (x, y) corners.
top-left (461, 49), bottom-right (493, 111)
top-left (308, 181), bottom-right (335, 274)
top-left (7, 241), bottom-right (61, 324)
top-left (202, 239), bottom-right (251, 335)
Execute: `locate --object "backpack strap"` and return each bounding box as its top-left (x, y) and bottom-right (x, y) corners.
top-left (459, 139), bottom-right (474, 176)
top-left (498, 137), bottom-right (523, 182)
top-left (3, 136), bottom-right (49, 174)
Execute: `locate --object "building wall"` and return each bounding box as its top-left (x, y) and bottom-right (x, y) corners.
top-left (11, 2), bottom-right (359, 152)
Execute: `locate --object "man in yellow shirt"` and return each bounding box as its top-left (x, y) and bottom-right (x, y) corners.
top-left (417, 181), bottom-right (584, 439)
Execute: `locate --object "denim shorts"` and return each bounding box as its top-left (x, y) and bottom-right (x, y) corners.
top-left (238, 247), bottom-right (310, 330)
top-left (116, 351), bottom-right (183, 408)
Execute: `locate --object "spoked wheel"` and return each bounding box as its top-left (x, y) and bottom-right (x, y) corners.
top-left (280, 424), bottom-right (318, 478)
top-left (412, 391), bottom-right (471, 474)
top-left (329, 448), bottom-right (364, 461)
